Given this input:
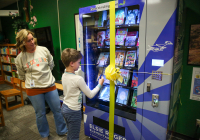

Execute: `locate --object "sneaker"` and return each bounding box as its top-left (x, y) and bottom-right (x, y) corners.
top-left (58, 132), bottom-right (68, 136)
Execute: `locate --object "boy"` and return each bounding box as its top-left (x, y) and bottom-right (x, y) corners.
top-left (61, 48), bottom-right (104, 140)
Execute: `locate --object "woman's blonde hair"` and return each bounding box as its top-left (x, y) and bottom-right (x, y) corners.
top-left (15, 29), bottom-right (37, 52)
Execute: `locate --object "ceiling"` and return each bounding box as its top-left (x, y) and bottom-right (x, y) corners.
top-left (0, 0), bottom-right (19, 9)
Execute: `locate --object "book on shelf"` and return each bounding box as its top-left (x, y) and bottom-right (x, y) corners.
top-left (9, 48), bottom-right (18, 55)
top-left (1, 55), bottom-right (10, 63)
top-left (98, 85), bottom-right (111, 101)
top-left (125, 9), bottom-right (139, 25)
top-left (116, 87), bottom-right (130, 105)
top-left (3, 65), bottom-right (11, 72)
top-left (96, 52), bottom-right (109, 67)
top-left (105, 14), bottom-right (110, 28)
top-left (125, 31), bottom-right (138, 47)
top-left (136, 37), bottom-right (139, 46)
top-left (97, 11), bottom-right (107, 27)
top-left (96, 68), bottom-right (110, 85)
top-left (115, 28), bottom-right (128, 45)
top-left (105, 29), bottom-right (110, 46)
top-left (6, 55), bottom-right (10, 63)
top-left (136, 47), bottom-right (139, 66)
top-left (98, 12), bottom-right (103, 27)
top-left (131, 90), bottom-right (137, 108)
top-left (5, 75), bottom-right (12, 82)
top-left (115, 50), bottom-right (126, 67)
top-left (10, 57), bottom-right (15, 63)
top-left (103, 68), bottom-right (110, 84)
top-left (131, 70), bottom-right (138, 88)
top-left (124, 51), bottom-right (137, 67)
top-left (115, 7), bottom-right (127, 25)
top-left (97, 31), bottom-right (105, 47)
top-left (137, 11), bottom-right (140, 24)
top-left (12, 71), bottom-right (16, 78)
top-left (2, 47), bottom-right (9, 54)
top-left (117, 69), bottom-right (130, 86)
top-left (12, 65), bottom-right (17, 71)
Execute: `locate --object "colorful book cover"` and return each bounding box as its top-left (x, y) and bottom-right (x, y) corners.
top-left (12, 72), bottom-right (15, 78)
top-left (131, 90), bottom-right (137, 108)
top-left (99, 85), bottom-right (110, 101)
top-left (98, 12), bottom-right (103, 27)
top-left (116, 87), bottom-right (129, 105)
top-left (12, 65), bottom-right (17, 71)
top-left (106, 14), bottom-right (110, 27)
top-left (124, 51), bottom-right (136, 67)
top-left (115, 8), bottom-right (125, 25)
top-left (131, 70), bottom-right (138, 88)
top-left (117, 69), bottom-right (130, 86)
top-left (125, 31), bottom-right (138, 46)
top-left (105, 29), bottom-right (110, 45)
top-left (115, 28), bottom-right (128, 45)
top-left (96, 68), bottom-right (110, 84)
top-left (136, 37), bottom-right (139, 46)
top-left (125, 9), bottom-right (138, 25)
top-left (10, 48), bottom-right (17, 55)
top-left (97, 52), bottom-right (109, 67)
top-left (115, 50), bottom-right (125, 67)
top-left (136, 47), bottom-right (139, 66)
top-left (137, 47), bottom-right (139, 59)
top-left (97, 31), bottom-right (105, 47)
top-left (97, 11), bottom-right (107, 27)
top-left (137, 11), bottom-right (140, 24)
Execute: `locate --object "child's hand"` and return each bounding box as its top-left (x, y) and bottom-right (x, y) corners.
top-left (98, 76), bottom-right (104, 86)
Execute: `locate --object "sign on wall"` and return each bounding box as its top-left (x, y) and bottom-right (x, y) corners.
top-left (190, 67), bottom-right (200, 101)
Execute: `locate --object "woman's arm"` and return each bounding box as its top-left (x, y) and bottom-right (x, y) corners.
top-left (46, 48), bottom-right (54, 70)
top-left (15, 57), bottom-right (26, 81)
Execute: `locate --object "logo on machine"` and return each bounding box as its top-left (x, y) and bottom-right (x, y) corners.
top-left (119, 0), bottom-right (126, 6)
top-left (147, 41), bottom-right (173, 52)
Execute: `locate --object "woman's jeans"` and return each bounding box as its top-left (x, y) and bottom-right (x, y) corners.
top-left (28, 89), bottom-right (68, 138)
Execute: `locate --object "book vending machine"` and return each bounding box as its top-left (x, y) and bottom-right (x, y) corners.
top-left (79, 0), bottom-right (184, 139)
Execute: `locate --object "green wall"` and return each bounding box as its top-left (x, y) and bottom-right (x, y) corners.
top-left (0, 0), bottom-right (110, 80)
top-left (176, 0), bottom-right (200, 138)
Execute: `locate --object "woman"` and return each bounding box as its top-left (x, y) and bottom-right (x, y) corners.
top-left (15, 29), bottom-right (67, 140)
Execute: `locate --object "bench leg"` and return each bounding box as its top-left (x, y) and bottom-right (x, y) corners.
top-left (4, 97), bottom-right (9, 111)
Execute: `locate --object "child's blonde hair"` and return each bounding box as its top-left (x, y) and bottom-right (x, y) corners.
top-left (61, 48), bottom-right (82, 67)
top-left (16, 29), bottom-right (37, 52)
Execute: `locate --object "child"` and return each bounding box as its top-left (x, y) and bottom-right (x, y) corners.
top-left (61, 48), bottom-right (104, 140)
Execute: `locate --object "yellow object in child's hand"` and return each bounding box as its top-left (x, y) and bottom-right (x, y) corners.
top-left (105, 65), bottom-right (123, 84)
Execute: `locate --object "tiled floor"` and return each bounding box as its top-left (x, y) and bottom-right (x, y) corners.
top-left (0, 84), bottom-right (92, 140)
